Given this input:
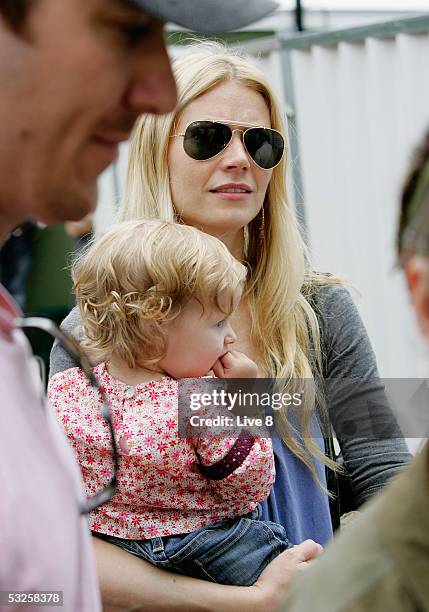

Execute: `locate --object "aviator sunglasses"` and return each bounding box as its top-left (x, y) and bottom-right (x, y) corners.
top-left (172, 120), bottom-right (286, 170)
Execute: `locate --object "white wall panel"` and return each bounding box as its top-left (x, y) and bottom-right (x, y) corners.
top-left (290, 28), bottom-right (429, 376)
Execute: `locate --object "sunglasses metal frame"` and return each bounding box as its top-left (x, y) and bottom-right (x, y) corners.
top-left (171, 119), bottom-right (287, 170)
top-left (15, 316), bottom-right (118, 515)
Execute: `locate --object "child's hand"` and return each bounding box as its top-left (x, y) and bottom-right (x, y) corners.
top-left (212, 350), bottom-right (259, 378)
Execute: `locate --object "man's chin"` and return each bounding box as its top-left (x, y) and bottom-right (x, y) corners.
top-left (40, 183), bottom-right (98, 225)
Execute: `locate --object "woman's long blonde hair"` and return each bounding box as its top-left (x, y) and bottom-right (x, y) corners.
top-left (118, 41), bottom-right (341, 481)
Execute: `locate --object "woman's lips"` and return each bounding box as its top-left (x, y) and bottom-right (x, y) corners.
top-left (209, 191), bottom-right (252, 201)
top-left (209, 184), bottom-right (253, 201)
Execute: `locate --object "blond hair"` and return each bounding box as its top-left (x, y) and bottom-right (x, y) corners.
top-left (117, 41), bottom-right (341, 480)
top-left (73, 219), bottom-right (246, 369)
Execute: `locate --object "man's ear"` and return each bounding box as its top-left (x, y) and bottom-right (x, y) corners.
top-left (405, 255), bottom-right (429, 339)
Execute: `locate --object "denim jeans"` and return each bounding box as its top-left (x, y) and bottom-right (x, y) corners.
top-left (100, 507), bottom-right (289, 586)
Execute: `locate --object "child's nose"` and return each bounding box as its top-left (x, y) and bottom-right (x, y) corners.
top-left (225, 328), bottom-right (237, 345)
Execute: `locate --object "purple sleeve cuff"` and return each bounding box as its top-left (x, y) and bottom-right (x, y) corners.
top-left (198, 430), bottom-right (255, 481)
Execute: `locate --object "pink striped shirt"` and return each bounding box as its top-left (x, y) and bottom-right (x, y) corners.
top-left (0, 285), bottom-right (100, 611)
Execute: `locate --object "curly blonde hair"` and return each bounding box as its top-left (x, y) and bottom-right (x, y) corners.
top-left (73, 219), bottom-right (246, 369)
top-left (117, 41), bottom-right (342, 481)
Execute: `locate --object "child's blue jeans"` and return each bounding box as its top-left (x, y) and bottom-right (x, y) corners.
top-left (99, 507), bottom-right (289, 586)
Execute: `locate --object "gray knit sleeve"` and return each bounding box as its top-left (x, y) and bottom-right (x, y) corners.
top-left (49, 306), bottom-right (84, 377)
top-left (315, 283), bottom-right (411, 506)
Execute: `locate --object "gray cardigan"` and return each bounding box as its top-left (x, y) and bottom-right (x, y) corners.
top-left (49, 283), bottom-right (411, 507)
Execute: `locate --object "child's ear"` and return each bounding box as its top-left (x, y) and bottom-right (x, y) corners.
top-left (405, 255), bottom-right (429, 339)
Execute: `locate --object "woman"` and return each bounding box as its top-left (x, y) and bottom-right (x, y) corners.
top-left (50, 42), bottom-right (410, 610)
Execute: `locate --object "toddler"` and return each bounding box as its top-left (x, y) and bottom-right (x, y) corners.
top-left (48, 219), bottom-right (288, 586)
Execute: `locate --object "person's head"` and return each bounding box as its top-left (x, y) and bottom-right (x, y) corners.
top-left (0, 0), bottom-right (177, 231)
top-left (397, 128), bottom-right (429, 340)
top-left (120, 42), bottom-right (301, 275)
top-left (73, 219), bottom-right (246, 378)
top-left (0, 1), bottom-right (276, 234)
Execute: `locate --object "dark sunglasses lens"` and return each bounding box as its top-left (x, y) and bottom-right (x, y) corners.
top-left (183, 121), bottom-right (232, 160)
top-left (245, 128), bottom-right (284, 169)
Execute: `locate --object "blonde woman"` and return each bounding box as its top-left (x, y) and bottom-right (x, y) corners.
top-left (51, 43), bottom-right (410, 610)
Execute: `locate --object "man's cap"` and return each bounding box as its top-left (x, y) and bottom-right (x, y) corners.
top-left (134, 0), bottom-right (278, 34)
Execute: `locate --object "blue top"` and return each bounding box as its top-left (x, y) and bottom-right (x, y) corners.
top-left (260, 429), bottom-right (333, 545)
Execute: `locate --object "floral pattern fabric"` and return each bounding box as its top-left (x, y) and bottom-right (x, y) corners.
top-left (48, 363), bottom-right (275, 539)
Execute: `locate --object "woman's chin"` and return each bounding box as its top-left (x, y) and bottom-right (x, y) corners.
top-left (182, 208), bottom-right (258, 235)
top-left (201, 217), bottom-right (251, 240)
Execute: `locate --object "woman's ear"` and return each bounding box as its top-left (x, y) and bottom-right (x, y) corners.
top-left (405, 255), bottom-right (429, 339)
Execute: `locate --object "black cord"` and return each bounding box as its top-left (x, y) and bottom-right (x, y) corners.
top-left (295, 0), bottom-right (304, 32)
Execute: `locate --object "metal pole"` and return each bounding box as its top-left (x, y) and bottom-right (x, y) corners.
top-left (295, 0), bottom-right (304, 32)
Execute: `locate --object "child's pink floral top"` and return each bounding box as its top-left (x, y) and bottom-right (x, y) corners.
top-left (48, 363), bottom-right (275, 540)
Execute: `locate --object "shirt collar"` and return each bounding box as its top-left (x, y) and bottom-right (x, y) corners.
top-left (0, 284), bottom-right (22, 338)
top-left (95, 362), bottom-right (174, 392)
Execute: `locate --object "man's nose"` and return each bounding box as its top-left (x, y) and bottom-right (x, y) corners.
top-left (124, 25), bottom-right (177, 115)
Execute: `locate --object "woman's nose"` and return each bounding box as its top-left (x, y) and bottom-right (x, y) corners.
top-left (220, 132), bottom-right (250, 171)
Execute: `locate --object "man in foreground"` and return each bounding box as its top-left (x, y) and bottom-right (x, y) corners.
top-left (280, 130), bottom-right (429, 612)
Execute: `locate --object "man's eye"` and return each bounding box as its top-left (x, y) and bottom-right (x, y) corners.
top-left (216, 320), bottom-right (226, 328)
top-left (119, 23), bottom-right (151, 47)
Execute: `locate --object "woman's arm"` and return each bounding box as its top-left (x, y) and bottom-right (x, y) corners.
top-left (316, 283), bottom-right (411, 505)
top-left (49, 306), bottom-right (84, 377)
top-left (93, 536), bottom-right (322, 612)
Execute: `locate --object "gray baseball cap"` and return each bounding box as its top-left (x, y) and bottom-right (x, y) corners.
top-left (134, 0), bottom-right (278, 34)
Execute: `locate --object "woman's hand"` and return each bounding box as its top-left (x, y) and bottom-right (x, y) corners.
top-left (212, 350), bottom-right (259, 378)
top-left (252, 540), bottom-right (323, 611)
